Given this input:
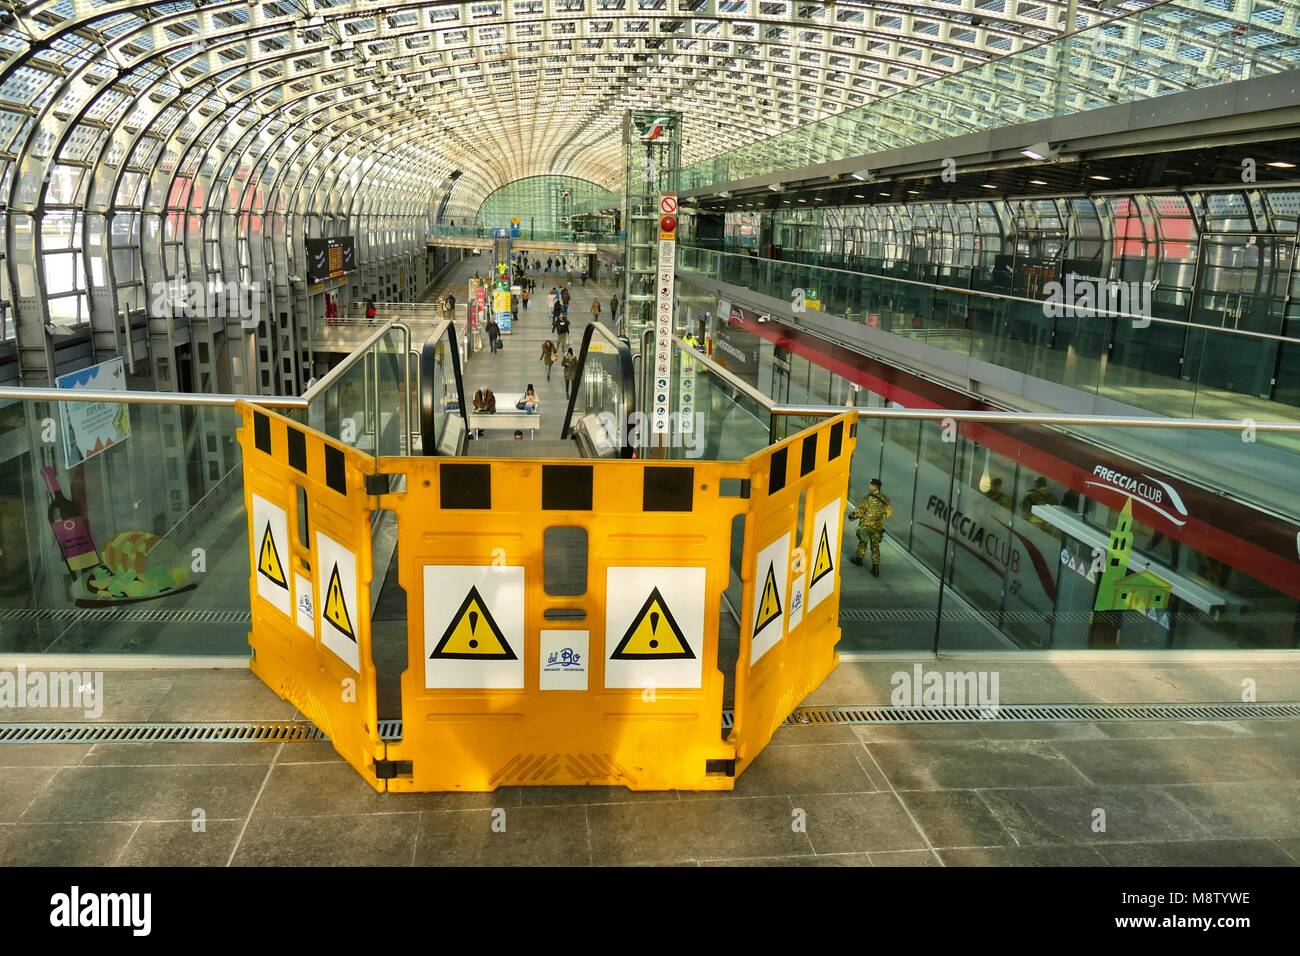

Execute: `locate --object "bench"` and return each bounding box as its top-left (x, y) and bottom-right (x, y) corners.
top-left (468, 392), bottom-right (540, 434)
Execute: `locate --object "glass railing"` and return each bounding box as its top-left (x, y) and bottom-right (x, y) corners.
top-left (0, 320), bottom-right (413, 659)
top-left (681, 0), bottom-right (1300, 191)
top-left (0, 389), bottom-right (297, 659)
top-left (655, 336), bottom-right (772, 461)
top-left (303, 320), bottom-right (412, 458)
top-left (679, 247), bottom-right (1300, 448)
top-left (668, 336), bottom-right (1300, 651)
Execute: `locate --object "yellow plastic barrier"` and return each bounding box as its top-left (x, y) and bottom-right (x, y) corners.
top-left (376, 455), bottom-right (747, 791)
top-left (729, 415), bottom-right (857, 773)
top-left (237, 403), bottom-right (386, 790)
top-left (239, 406), bottom-right (857, 791)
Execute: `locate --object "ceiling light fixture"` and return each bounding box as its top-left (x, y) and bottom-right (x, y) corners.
top-left (1020, 141), bottom-right (1059, 161)
top-left (1090, 174), bottom-right (1111, 181)
top-left (982, 183), bottom-right (997, 189)
top-left (1266, 161), bottom-right (1297, 169)
top-left (1029, 179), bottom-right (1048, 186)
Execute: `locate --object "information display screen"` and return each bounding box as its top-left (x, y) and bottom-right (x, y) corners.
top-left (306, 237), bottom-right (356, 284)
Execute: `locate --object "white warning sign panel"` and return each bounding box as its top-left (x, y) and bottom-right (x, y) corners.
top-left (315, 531), bottom-right (359, 671)
top-left (424, 565), bottom-right (525, 689)
top-left (751, 532), bottom-right (790, 664)
top-left (252, 494), bottom-right (291, 617)
top-left (808, 498), bottom-right (843, 611)
top-left (605, 566), bottom-right (705, 689)
top-left (294, 572), bottom-right (314, 636)
top-left (540, 630), bottom-right (589, 692)
top-left (788, 572), bottom-right (806, 632)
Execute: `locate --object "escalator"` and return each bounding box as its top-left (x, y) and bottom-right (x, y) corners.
top-left (417, 319), bottom-right (470, 455)
top-left (417, 317), bottom-right (635, 458)
top-left (559, 321), bottom-right (637, 458)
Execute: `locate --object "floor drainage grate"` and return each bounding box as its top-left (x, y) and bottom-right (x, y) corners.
top-left (0, 721), bottom-right (326, 744)
top-left (0, 702), bottom-right (1296, 744)
top-left (0, 607), bottom-right (251, 625)
top-left (786, 702), bottom-right (1300, 724)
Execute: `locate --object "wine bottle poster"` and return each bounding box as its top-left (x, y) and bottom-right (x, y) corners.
top-left (55, 357), bottom-right (132, 469)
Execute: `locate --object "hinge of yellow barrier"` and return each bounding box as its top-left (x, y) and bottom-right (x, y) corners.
top-left (374, 758), bottom-right (413, 780)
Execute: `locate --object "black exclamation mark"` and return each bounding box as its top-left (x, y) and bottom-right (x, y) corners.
top-left (468, 610), bottom-right (479, 649)
top-left (649, 611), bottom-right (660, 649)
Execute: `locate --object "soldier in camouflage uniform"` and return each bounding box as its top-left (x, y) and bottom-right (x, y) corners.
top-left (1020, 477), bottom-right (1058, 530)
top-left (849, 478), bottom-right (893, 577)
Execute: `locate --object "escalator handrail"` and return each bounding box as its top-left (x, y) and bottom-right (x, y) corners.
top-left (560, 321), bottom-right (636, 458)
top-left (420, 320), bottom-right (469, 455)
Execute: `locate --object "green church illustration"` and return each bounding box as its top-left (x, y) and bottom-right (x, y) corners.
top-left (1093, 499), bottom-right (1173, 613)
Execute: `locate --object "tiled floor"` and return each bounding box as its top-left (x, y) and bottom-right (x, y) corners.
top-left (1, 661), bottom-right (1298, 866)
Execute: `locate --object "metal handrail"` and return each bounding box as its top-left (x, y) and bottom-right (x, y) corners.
top-left (681, 248), bottom-right (1300, 347)
top-left (770, 404), bottom-right (1300, 432)
top-left (0, 386), bottom-right (307, 408)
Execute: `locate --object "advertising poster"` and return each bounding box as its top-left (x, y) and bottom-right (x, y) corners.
top-left (55, 357), bottom-right (132, 469)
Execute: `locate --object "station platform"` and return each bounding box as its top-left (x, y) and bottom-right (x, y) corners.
top-left (2, 659), bottom-right (1298, 866)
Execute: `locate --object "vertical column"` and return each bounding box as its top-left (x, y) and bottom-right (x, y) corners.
top-left (621, 110), bottom-right (682, 347)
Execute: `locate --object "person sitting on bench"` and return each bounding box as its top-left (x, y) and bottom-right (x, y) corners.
top-left (515, 384), bottom-right (539, 413)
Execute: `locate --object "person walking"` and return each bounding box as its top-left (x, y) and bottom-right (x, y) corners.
top-left (485, 316), bottom-right (501, 354)
top-left (540, 339), bottom-right (557, 381)
top-left (849, 479), bottom-right (893, 577)
top-left (551, 294), bottom-right (563, 333)
top-left (522, 286), bottom-right (531, 311)
top-left (446, 292), bottom-right (456, 320)
top-left (561, 347), bottom-right (577, 399)
top-left (609, 294), bottom-right (619, 326)
top-left (365, 298), bottom-right (377, 320)
top-left (560, 284), bottom-right (571, 318)
top-left (555, 313), bottom-right (570, 354)
top-left (591, 297), bottom-right (601, 323)
top-left (546, 257), bottom-right (552, 273)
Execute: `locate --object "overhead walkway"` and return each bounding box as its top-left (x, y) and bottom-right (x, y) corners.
top-left (427, 230), bottom-right (612, 259)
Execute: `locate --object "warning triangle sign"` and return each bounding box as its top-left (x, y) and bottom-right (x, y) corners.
top-left (810, 524), bottom-right (834, 588)
top-left (611, 586), bottom-right (694, 660)
top-left (323, 564), bottom-right (355, 641)
top-left (754, 563), bottom-right (783, 637)
top-left (430, 586), bottom-right (517, 660)
top-left (258, 524), bottom-right (288, 589)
